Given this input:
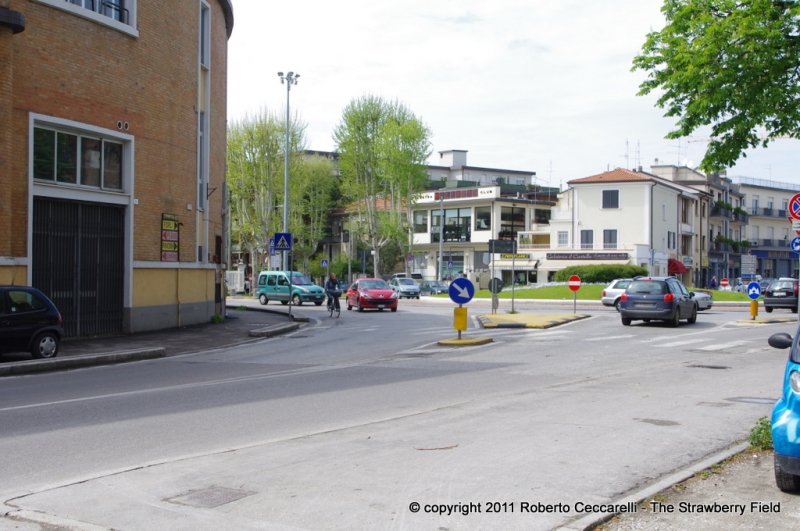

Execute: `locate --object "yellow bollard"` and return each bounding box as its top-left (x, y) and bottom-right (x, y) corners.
top-left (751, 299), bottom-right (758, 320)
top-left (454, 307), bottom-right (467, 339)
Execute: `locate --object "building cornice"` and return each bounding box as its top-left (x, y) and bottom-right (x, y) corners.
top-left (217, 0), bottom-right (234, 38)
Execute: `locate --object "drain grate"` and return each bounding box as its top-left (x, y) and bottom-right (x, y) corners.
top-left (726, 397), bottom-right (777, 405)
top-left (166, 486), bottom-right (256, 508)
top-left (689, 364), bottom-right (730, 370)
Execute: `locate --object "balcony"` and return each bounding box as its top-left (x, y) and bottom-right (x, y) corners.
top-left (750, 207), bottom-right (788, 219)
top-left (749, 238), bottom-right (791, 249)
top-left (731, 211), bottom-right (749, 223)
top-left (710, 205), bottom-right (732, 219)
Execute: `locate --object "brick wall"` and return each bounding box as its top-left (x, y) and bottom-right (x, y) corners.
top-left (4, 0), bottom-right (229, 262)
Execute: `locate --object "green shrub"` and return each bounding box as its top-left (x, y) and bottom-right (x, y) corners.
top-left (210, 314), bottom-right (224, 324)
top-left (236, 305), bottom-right (248, 311)
top-left (749, 416), bottom-right (772, 451)
top-left (553, 264), bottom-right (649, 283)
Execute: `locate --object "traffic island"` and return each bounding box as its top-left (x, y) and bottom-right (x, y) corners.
top-left (736, 317), bottom-right (796, 324)
top-left (437, 336), bottom-right (493, 346)
top-left (478, 313), bottom-right (591, 329)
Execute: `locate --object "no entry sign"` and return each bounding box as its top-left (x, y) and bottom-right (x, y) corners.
top-left (720, 277), bottom-right (729, 288)
top-left (568, 275), bottom-right (581, 292)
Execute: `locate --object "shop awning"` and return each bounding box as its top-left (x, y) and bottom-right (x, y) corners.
top-left (668, 258), bottom-right (688, 274)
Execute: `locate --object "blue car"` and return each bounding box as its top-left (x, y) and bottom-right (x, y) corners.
top-left (619, 277), bottom-right (698, 327)
top-left (769, 331), bottom-right (800, 491)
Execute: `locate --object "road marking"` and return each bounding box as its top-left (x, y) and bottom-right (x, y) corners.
top-left (654, 339), bottom-right (709, 348)
top-left (584, 335), bottom-right (635, 341)
top-left (696, 340), bottom-right (751, 351)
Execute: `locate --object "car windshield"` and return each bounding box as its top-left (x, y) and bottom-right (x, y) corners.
top-left (613, 280), bottom-right (631, 289)
top-left (771, 281), bottom-right (796, 290)
top-left (399, 279), bottom-right (416, 285)
top-left (290, 274), bottom-right (313, 286)
top-left (361, 280), bottom-right (389, 290)
top-left (627, 281), bottom-right (667, 295)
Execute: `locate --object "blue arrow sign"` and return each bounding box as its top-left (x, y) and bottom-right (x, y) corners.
top-left (274, 232), bottom-right (292, 251)
top-left (449, 277), bottom-right (475, 305)
top-left (792, 237), bottom-right (800, 253)
top-left (747, 282), bottom-right (761, 300)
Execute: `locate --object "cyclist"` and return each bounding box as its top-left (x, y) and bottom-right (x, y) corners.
top-left (325, 273), bottom-right (340, 311)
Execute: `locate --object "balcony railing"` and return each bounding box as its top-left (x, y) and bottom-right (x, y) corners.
top-left (731, 211), bottom-right (749, 223)
top-left (750, 207), bottom-right (788, 219)
top-left (749, 238), bottom-right (791, 249)
top-left (711, 206), bottom-right (732, 218)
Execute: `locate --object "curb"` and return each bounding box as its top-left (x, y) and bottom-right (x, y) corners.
top-left (226, 303), bottom-right (310, 323)
top-left (249, 322), bottom-right (301, 338)
top-left (555, 442), bottom-right (750, 531)
top-left (736, 317), bottom-right (795, 324)
top-left (437, 337), bottom-right (493, 346)
top-left (477, 314), bottom-right (591, 329)
top-left (0, 347), bottom-right (166, 377)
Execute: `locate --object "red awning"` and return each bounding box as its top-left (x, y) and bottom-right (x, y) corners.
top-left (668, 258), bottom-right (687, 274)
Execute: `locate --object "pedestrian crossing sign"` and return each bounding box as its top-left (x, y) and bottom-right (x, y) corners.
top-left (274, 232), bottom-right (293, 251)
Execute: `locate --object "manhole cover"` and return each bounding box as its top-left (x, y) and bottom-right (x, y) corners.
top-left (689, 364), bottom-right (730, 369)
top-left (166, 486), bottom-right (256, 508)
top-left (726, 397), bottom-right (777, 405)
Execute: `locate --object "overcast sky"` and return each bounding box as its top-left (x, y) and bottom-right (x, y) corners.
top-left (227, 0), bottom-right (800, 187)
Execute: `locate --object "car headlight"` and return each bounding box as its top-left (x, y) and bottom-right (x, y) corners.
top-left (299, 287), bottom-right (309, 293)
top-left (791, 371), bottom-right (800, 394)
top-left (360, 291), bottom-right (371, 299)
top-left (389, 292), bottom-right (397, 299)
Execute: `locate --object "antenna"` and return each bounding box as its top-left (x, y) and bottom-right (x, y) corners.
top-left (548, 160), bottom-right (553, 188)
top-left (671, 137), bottom-right (688, 165)
top-left (635, 140), bottom-right (641, 170)
top-left (620, 140), bottom-right (629, 169)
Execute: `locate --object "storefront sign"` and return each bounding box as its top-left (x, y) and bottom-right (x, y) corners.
top-left (546, 252), bottom-right (629, 260)
top-left (500, 254), bottom-right (529, 259)
top-left (434, 188), bottom-right (479, 200)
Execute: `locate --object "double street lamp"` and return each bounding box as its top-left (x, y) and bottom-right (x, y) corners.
top-left (277, 71), bottom-right (299, 271)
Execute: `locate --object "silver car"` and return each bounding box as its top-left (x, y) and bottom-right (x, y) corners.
top-left (389, 278), bottom-right (421, 299)
top-left (692, 290), bottom-right (713, 311)
top-left (601, 278), bottom-right (633, 311)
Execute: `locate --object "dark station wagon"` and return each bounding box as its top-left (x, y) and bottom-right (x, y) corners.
top-left (619, 277), bottom-right (698, 327)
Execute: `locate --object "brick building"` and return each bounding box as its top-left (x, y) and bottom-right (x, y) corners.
top-left (0, 0), bottom-right (233, 335)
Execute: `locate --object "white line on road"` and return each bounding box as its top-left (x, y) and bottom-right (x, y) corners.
top-left (654, 339), bottom-right (709, 348)
top-left (584, 335), bottom-right (635, 341)
top-left (696, 340), bottom-right (751, 351)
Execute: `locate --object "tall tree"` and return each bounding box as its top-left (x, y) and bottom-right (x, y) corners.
top-left (633, 0), bottom-right (800, 171)
top-left (333, 95), bottom-right (431, 276)
top-left (289, 154), bottom-right (336, 272)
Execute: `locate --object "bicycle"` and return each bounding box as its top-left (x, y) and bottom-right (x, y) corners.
top-left (327, 290), bottom-right (342, 318)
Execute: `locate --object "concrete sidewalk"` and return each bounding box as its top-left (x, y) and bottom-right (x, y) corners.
top-left (0, 299), bottom-right (305, 376)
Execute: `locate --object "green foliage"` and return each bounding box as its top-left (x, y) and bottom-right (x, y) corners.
top-left (633, 0), bottom-right (800, 172)
top-left (235, 305), bottom-right (248, 311)
top-left (749, 416), bottom-right (772, 451)
top-left (553, 264), bottom-right (649, 283)
top-left (210, 314), bottom-right (224, 324)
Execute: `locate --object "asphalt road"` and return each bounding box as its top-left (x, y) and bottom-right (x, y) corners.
top-left (0, 303), bottom-right (794, 530)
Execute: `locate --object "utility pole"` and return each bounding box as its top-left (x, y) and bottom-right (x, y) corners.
top-left (277, 71), bottom-right (299, 272)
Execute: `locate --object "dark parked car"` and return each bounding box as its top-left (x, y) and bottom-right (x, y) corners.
top-left (420, 280), bottom-right (449, 295)
top-left (764, 278), bottom-right (799, 313)
top-left (0, 286), bottom-right (63, 358)
top-left (619, 277), bottom-right (698, 327)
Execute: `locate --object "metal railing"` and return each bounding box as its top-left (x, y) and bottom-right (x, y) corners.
top-left (750, 207), bottom-right (788, 219)
top-left (749, 238), bottom-right (791, 248)
top-left (711, 206), bottom-right (732, 218)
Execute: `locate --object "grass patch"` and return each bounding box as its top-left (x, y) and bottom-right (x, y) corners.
top-left (749, 416), bottom-right (772, 450)
top-left (235, 305), bottom-right (248, 311)
top-left (210, 314), bottom-right (224, 324)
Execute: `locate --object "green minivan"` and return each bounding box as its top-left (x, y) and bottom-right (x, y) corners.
top-left (256, 271), bottom-right (326, 306)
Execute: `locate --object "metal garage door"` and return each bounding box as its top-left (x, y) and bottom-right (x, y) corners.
top-left (32, 198), bottom-right (125, 337)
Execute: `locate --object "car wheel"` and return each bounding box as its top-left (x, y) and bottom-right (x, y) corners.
top-left (391, 307), bottom-right (397, 312)
top-left (766, 306), bottom-right (773, 313)
top-left (31, 331), bottom-right (59, 359)
top-left (347, 300), bottom-right (352, 311)
top-left (687, 304), bottom-right (697, 324)
top-left (314, 301), bottom-right (323, 306)
top-left (292, 294), bottom-right (302, 306)
top-left (358, 299), bottom-right (364, 312)
top-left (669, 308), bottom-right (680, 328)
top-left (281, 300), bottom-right (289, 305)
top-left (775, 454), bottom-right (800, 492)
top-left (643, 319), bottom-right (651, 323)
top-left (621, 317), bottom-right (631, 326)
top-left (614, 299), bottom-right (621, 312)
top-left (794, 307), bottom-right (799, 314)
top-left (259, 294), bottom-right (268, 305)
top-left (416, 296), bottom-right (420, 299)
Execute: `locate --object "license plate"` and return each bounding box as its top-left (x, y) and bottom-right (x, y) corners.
top-left (635, 303), bottom-right (656, 309)
top-left (774, 292), bottom-right (786, 297)
top-left (378, 304), bottom-right (385, 309)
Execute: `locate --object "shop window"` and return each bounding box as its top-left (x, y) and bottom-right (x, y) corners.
top-left (475, 206), bottom-right (491, 231)
top-left (414, 210), bottom-right (428, 233)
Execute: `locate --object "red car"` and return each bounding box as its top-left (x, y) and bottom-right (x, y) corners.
top-left (346, 278), bottom-right (398, 312)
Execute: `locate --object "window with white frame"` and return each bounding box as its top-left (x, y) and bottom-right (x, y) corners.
top-left (580, 230), bottom-right (593, 249)
top-left (33, 126), bottom-right (123, 191)
top-left (39, 0), bottom-right (137, 28)
top-left (603, 229), bottom-right (617, 249)
top-left (602, 190), bottom-right (619, 209)
top-left (557, 231), bottom-right (569, 247)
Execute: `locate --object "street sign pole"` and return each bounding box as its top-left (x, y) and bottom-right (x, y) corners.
top-left (511, 254), bottom-right (516, 313)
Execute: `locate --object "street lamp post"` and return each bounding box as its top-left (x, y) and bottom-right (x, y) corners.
top-left (277, 71), bottom-right (299, 271)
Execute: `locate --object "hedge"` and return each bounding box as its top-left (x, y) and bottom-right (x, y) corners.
top-left (553, 264), bottom-right (649, 283)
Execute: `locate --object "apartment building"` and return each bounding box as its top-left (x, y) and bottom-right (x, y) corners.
top-left (0, 0), bottom-right (233, 335)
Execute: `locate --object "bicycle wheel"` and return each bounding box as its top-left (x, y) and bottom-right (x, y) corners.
top-left (334, 299), bottom-right (341, 318)
top-left (328, 300), bottom-right (334, 317)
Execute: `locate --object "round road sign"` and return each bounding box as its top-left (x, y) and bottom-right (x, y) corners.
top-left (488, 277), bottom-right (504, 294)
top-left (747, 282), bottom-right (762, 300)
top-left (720, 277), bottom-right (729, 288)
top-left (790, 193), bottom-right (800, 220)
top-left (568, 275), bottom-right (581, 292)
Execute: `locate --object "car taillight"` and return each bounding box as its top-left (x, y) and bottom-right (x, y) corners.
top-left (664, 293), bottom-right (675, 303)
top-left (602, 290), bottom-right (607, 297)
top-left (795, 283), bottom-right (798, 295)
top-left (58, 312), bottom-right (62, 327)
top-left (620, 293), bottom-right (627, 302)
